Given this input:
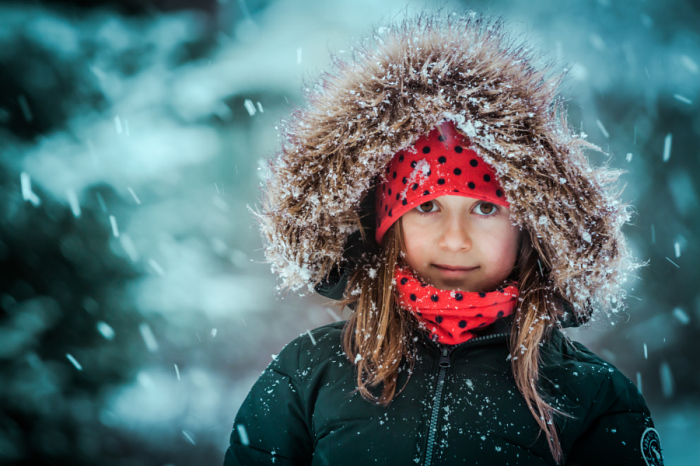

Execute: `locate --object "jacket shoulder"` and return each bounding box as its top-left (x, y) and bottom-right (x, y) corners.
top-left (569, 338), bottom-right (650, 417)
top-left (545, 329), bottom-right (649, 413)
top-left (225, 324), bottom-right (345, 465)
top-left (289, 319), bottom-right (346, 353)
top-left (543, 330), bottom-right (660, 464)
top-left (272, 320), bottom-right (348, 377)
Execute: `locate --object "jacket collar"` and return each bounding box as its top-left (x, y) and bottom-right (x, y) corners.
top-left (412, 313), bottom-right (513, 354)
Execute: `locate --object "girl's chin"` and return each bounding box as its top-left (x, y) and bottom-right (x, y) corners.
top-left (431, 277), bottom-right (479, 292)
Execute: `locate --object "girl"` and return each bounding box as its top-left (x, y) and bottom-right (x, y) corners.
top-left (225, 11), bottom-right (664, 466)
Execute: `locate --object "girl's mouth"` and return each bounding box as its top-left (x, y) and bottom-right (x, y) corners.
top-left (433, 264), bottom-right (479, 275)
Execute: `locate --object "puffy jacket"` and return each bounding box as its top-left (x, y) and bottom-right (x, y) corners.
top-left (223, 313), bottom-right (663, 465)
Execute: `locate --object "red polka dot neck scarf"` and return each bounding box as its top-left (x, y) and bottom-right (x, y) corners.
top-left (395, 264), bottom-right (519, 345)
top-left (375, 119), bottom-right (510, 244)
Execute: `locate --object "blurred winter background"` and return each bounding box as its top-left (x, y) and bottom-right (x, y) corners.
top-left (0, 0), bottom-right (698, 464)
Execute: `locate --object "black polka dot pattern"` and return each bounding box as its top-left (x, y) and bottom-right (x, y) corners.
top-left (394, 265), bottom-right (519, 345)
top-left (375, 120), bottom-right (510, 244)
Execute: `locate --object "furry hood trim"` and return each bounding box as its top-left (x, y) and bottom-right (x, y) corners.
top-left (256, 11), bottom-right (643, 318)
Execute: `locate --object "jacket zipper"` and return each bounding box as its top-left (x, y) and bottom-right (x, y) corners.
top-left (422, 332), bottom-right (510, 466)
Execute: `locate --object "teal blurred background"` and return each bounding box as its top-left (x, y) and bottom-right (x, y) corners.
top-left (0, 0), bottom-right (698, 464)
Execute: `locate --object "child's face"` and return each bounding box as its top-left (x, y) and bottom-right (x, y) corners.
top-left (399, 195), bottom-right (521, 293)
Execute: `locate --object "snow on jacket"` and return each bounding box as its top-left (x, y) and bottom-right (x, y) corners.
top-left (224, 312), bottom-right (662, 465)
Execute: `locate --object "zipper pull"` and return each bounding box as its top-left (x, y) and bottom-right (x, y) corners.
top-left (439, 346), bottom-right (452, 368)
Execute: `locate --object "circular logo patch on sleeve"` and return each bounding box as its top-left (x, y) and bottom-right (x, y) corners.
top-left (640, 427), bottom-right (664, 466)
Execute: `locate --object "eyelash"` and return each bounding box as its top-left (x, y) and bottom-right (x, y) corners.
top-left (415, 201), bottom-right (499, 216)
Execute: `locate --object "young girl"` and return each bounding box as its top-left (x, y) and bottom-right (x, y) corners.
top-left (225, 11), bottom-right (664, 466)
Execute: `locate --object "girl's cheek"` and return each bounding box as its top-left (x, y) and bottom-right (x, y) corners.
top-left (402, 227), bottom-right (434, 266)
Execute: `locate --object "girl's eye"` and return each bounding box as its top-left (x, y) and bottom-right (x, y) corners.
top-left (474, 202), bottom-right (498, 216)
top-left (415, 201), bottom-right (438, 213)
top-left (414, 200), bottom-right (498, 215)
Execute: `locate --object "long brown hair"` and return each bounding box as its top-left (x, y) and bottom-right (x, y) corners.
top-left (336, 217), bottom-right (576, 465)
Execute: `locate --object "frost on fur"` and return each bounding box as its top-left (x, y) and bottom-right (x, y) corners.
top-left (253, 11), bottom-right (645, 320)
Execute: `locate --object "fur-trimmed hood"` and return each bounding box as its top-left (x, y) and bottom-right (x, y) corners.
top-left (256, 11), bottom-right (643, 319)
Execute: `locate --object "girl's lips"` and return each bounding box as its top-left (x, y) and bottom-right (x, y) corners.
top-left (434, 264), bottom-right (478, 271)
top-left (433, 264), bottom-right (478, 275)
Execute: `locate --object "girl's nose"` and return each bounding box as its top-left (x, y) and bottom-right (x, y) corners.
top-left (438, 217), bottom-right (472, 252)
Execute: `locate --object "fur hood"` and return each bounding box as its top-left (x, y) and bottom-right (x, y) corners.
top-left (256, 11), bottom-right (643, 319)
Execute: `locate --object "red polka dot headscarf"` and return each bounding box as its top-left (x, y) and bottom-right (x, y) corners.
top-left (375, 119), bottom-right (510, 244)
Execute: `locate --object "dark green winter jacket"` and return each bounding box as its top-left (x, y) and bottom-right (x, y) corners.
top-left (224, 313), bottom-right (663, 465)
